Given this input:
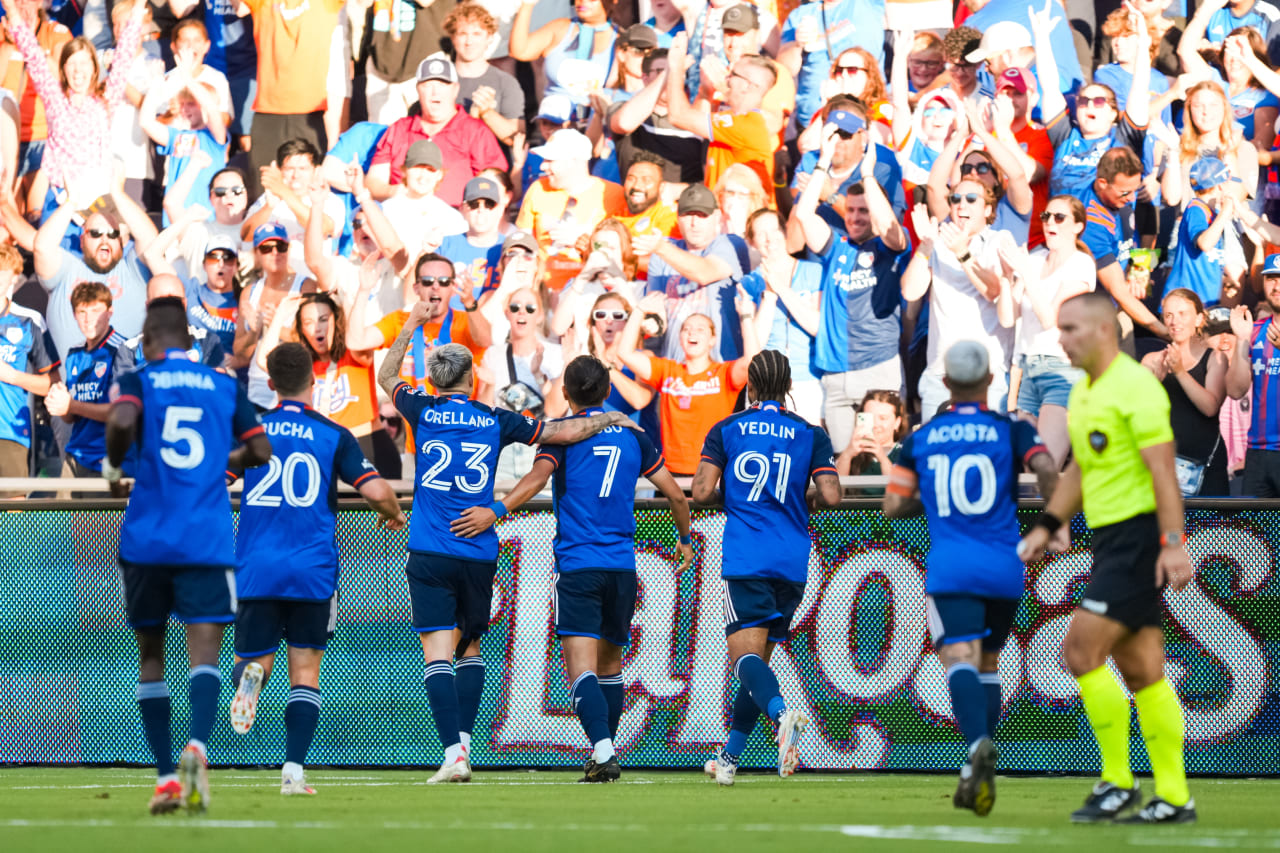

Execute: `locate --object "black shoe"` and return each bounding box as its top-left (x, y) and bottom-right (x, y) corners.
top-left (1070, 782), bottom-right (1142, 823)
top-left (580, 755), bottom-right (621, 783)
top-left (953, 738), bottom-right (997, 816)
top-left (1116, 797), bottom-right (1197, 824)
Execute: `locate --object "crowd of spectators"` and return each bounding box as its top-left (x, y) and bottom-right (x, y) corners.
top-left (5, 0), bottom-right (1280, 499)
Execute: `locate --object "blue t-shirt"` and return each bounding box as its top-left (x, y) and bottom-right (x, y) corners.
top-left (645, 235), bottom-right (746, 363)
top-left (1205, 3), bottom-right (1280, 47)
top-left (114, 350), bottom-right (263, 568)
top-left (203, 0), bottom-right (257, 80)
top-left (967, 0), bottom-right (1084, 96)
top-left (793, 146), bottom-right (907, 226)
top-left (1248, 317), bottom-right (1280, 450)
top-left (44, 246), bottom-right (151, 361)
top-left (535, 407), bottom-right (664, 573)
top-left (739, 260), bottom-right (822, 383)
top-left (783, 0), bottom-right (887, 126)
top-left (1166, 198), bottom-right (1225, 306)
top-left (991, 195), bottom-right (1031, 246)
top-left (1080, 183), bottom-right (1136, 273)
top-left (811, 233), bottom-right (909, 375)
top-left (235, 400), bottom-right (380, 600)
top-left (643, 15), bottom-right (685, 46)
top-left (439, 232), bottom-right (502, 310)
top-left (0, 307), bottom-right (55, 447)
top-left (327, 122), bottom-right (389, 258)
top-left (1046, 112), bottom-right (1146, 196)
top-left (184, 280), bottom-right (238, 354)
top-left (126, 326), bottom-right (227, 371)
top-left (1231, 85), bottom-right (1280, 141)
top-left (700, 400), bottom-right (838, 583)
top-left (1094, 63), bottom-right (1173, 126)
top-left (63, 328), bottom-right (132, 470)
top-left (895, 402), bottom-right (1047, 598)
top-left (160, 127), bottom-right (228, 222)
top-left (393, 383), bottom-right (542, 561)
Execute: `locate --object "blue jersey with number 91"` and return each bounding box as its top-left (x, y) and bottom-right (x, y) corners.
top-left (112, 350), bottom-right (263, 568)
top-left (700, 401), bottom-right (837, 583)
top-left (393, 383), bottom-right (542, 561)
top-left (895, 403), bottom-right (1047, 599)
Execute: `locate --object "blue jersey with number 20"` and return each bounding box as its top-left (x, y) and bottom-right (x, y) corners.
top-left (113, 350), bottom-right (263, 569)
top-left (895, 403), bottom-right (1046, 599)
top-left (700, 401), bottom-right (837, 583)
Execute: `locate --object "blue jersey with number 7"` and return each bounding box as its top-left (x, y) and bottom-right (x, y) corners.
top-left (894, 403), bottom-right (1047, 599)
top-left (112, 350), bottom-right (263, 569)
top-left (700, 401), bottom-right (837, 583)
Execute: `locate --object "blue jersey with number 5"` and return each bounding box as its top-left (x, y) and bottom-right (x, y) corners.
top-left (700, 401), bottom-right (837, 583)
top-left (236, 401), bottom-right (381, 600)
top-left (113, 350), bottom-right (263, 569)
top-left (536, 407), bottom-right (664, 573)
top-left (393, 383), bottom-right (542, 561)
top-left (896, 403), bottom-right (1046, 598)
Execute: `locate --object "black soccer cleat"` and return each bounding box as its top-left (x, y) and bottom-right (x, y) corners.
top-left (1070, 781), bottom-right (1142, 823)
top-left (1116, 797), bottom-right (1197, 824)
top-left (580, 755), bottom-right (621, 783)
top-left (953, 738), bottom-right (997, 817)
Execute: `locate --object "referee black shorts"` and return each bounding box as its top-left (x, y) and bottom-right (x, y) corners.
top-left (1081, 513), bottom-right (1164, 632)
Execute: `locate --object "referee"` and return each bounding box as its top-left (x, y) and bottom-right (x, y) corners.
top-left (1020, 291), bottom-right (1196, 825)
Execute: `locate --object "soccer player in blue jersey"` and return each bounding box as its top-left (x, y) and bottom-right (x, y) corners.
top-left (226, 343), bottom-right (406, 795)
top-left (452, 355), bottom-right (695, 782)
top-left (883, 341), bottom-right (1059, 816)
top-left (691, 350), bottom-right (843, 784)
top-left (378, 305), bottom-right (639, 783)
top-left (104, 297), bottom-right (272, 814)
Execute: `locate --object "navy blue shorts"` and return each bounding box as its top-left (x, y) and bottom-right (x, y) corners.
top-left (926, 594), bottom-right (1019, 650)
top-left (723, 578), bottom-right (806, 643)
top-left (553, 570), bottom-right (637, 647)
top-left (406, 551), bottom-right (496, 639)
top-left (234, 596), bottom-right (337, 658)
top-left (119, 560), bottom-right (236, 630)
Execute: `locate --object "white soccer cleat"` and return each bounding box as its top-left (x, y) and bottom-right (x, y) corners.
top-left (178, 743), bottom-right (210, 811)
top-left (426, 756), bottom-right (472, 784)
top-left (775, 709), bottom-right (806, 777)
top-left (229, 662), bottom-right (265, 735)
top-left (704, 750), bottom-right (738, 786)
top-left (281, 775), bottom-right (317, 796)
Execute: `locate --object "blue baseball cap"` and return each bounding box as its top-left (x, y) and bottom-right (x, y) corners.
top-left (1263, 253), bottom-right (1280, 276)
top-left (829, 109), bottom-right (866, 135)
top-left (1188, 157), bottom-right (1242, 192)
top-left (252, 222), bottom-right (289, 248)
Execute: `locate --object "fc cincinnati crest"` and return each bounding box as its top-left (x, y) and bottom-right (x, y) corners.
top-left (4, 327), bottom-right (21, 344)
top-left (94, 362), bottom-right (107, 377)
top-left (857, 251), bottom-right (874, 268)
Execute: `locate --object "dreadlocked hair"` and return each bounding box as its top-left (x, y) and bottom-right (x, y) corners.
top-left (748, 350), bottom-right (792, 404)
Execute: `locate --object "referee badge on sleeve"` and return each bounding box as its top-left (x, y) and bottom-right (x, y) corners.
top-left (1089, 430), bottom-right (1108, 453)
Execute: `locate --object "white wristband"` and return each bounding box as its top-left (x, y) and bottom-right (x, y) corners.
top-left (101, 459), bottom-right (123, 483)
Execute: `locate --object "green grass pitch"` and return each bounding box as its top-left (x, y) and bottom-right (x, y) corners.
top-left (1, 768), bottom-right (1278, 852)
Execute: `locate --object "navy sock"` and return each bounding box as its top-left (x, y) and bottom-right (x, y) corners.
top-left (980, 672), bottom-right (1002, 737)
top-left (137, 681), bottom-right (175, 776)
top-left (424, 662), bottom-right (461, 749)
top-left (455, 656), bottom-right (485, 742)
top-left (724, 684), bottom-right (758, 760)
top-left (284, 686), bottom-right (321, 766)
top-left (598, 675), bottom-right (624, 738)
top-left (187, 665), bottom-right (221, 746)
top-left (571, 672), bottom-right (613, 747)
top-left (230, 659), bottom-right (249, 690)
top-left (946, 662), bottom-right (988, 747)
top-left (734, 654), bottom-right (784, 725)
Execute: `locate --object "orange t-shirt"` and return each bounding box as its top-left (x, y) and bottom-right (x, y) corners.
top-left (1013, 123), bottom-right (1054, 249)
top-left (647, 357), bottom-right (746, 475)
top-left (1, 18), bottom-right (71, 142)
top-left (374, 308), bottom-right (480, 393)
top-left (516, 176), bottom-right (628, 291)
top-left (706, 109), bottom-right (777, 204)
top-left (312, 351), bottom-right (378, 436)
top-left (245, 0), bottom-right (343, 115)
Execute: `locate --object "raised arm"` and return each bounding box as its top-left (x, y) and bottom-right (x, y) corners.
top-left (1226, 305), bottom-right (1255, 399)
top-left (925, 120), bottom-right (968, 221)
top-left (1125, 8), bottom-right (1152, 130)
top-left (111, 180), bottom-right (161, 255)
top-left (610, 69), bottom-right (667, 135)
top-left (377, 301), bottom-right (431, 397)
top-left (1178, 0), bottom-right (1225, 79)
top-left (33, 200), bottom-right (76, 281)
top-left (664, 33), bottom-right (712, 139)
top-left (508, 0), bottom-right (567, 61)
top-left (302, 180), bottom-right (336, 291)
top-left (1029, 0), bottom-right (1065, 124)
top-left (969, 107), bottom-right (1033, 215)
top-left (616, 291), bottom-right (661, 382)
top-left (793, 124), bottom-right (837, 253)
top-left (727, 284), bottom-right (760, 388)
top-left (862, 144), bottom-right (907, 251)
top-left (899, 205), bottom-right (937, 301)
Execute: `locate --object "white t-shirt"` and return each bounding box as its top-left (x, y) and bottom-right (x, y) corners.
top-left (330, 254), bottom-right (405, 323)
top-left (926, 228), bottom-right (1015, 376)
top-left (480, 339), bottom-right (565, 408)
top-left (108, 44), bottom-right (166, 180)
top-left (174, 219), bottom-right (249, 285)
top-left (380, 191), bottom-right (467, 262)
top-left (1016, 248), bottom-right (1096, 360)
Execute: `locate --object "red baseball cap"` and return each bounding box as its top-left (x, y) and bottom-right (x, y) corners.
top-left (997, 67), bottom-right (1037, 96)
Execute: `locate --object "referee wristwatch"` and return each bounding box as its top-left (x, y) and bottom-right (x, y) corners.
top-left (1160, 530), bottom-right (1186, 548)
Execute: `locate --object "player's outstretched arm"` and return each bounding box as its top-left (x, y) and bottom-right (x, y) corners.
top-left (377, 302), bottom-right (432, 398)
top-left (1018, 459), bottom-right (1082, 561)
top-left (690, 460), bottom-right (723, 507)
top-left (450, 457), bottom-right (554, 539)
top-left (538, 410), bottom-right (636, 445)
top-left (811, 472), bottom-right (842, 509)
top-left (359, 477), bottom-right (407, 530)
top-left (649, 465), bottom-right (695, 571)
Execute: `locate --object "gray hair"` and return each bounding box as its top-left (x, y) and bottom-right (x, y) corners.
top-left (427, 343), bottom-right (474, 390)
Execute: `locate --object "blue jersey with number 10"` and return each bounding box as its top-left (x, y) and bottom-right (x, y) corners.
top-left (895, 403), bottom-right (1047, 599)
top-left (112, 350), bottom-right (263, 569)
top-left (236, 401), bottom-right (381, 600)
top-left (393, 383), bottom-right (542, 561)
top-left (536, 407), bottom-right (665, 573)
top-left (700, 401), bottom-right (837, 583)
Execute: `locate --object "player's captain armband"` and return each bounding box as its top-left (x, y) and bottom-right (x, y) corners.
top-left (886, 465), bottom-right (917, 497)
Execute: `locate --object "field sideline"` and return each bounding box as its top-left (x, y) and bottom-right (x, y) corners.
top-left (0, 768), bottom-right (1277, 852)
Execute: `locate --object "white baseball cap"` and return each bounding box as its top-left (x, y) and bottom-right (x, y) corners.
top-left (966, 21), bottom-right (1033, 63)
top-left (531, 129), bottom-right (593, 162)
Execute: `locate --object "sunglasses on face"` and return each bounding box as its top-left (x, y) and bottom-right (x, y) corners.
top-left (212, 186), bottom-right (246, 198)
top-left (205, 249), bottom-right (237, 263)
top-left (922, 106), bottom-right (953, 118)
top-left (257, 241), bottom-right (287, 254)
top-left (960, 162), bottom-right (994, 176)
top-left (508, 303), bottom-right (537, 314)
top-left (1078, 95), bottom-right (1114, 109)
top-left (381, 415), bottom-right (401, 426)
top-left (416, 275), bottom-right (453, 288)
top-left (87, 228), bottom-right (121, 240)
top-left (1040, 211), bottom-right (1070, 223)
top-left (593, 309), bottom-right (628, 321)
top-left (949, 192), bottom-right (982, 205)
top-left (467, 199), bottom-right (498, 210)
top-left (836, 64), bottom-right (868, 76)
